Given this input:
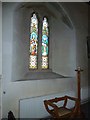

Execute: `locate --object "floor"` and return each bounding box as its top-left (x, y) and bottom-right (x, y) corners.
top-left (81, 102), bottom-right (90, 119)
top-left (1, 101), bottom-right (89, 120)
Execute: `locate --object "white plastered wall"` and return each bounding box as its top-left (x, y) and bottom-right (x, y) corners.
top-left (0, 2), bottom-right (2, 75)
top-left (0, 1), bottom-right (2, 119)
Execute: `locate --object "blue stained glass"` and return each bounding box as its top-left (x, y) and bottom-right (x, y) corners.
top-left (30, 32), bottom-right (38, 40)
top-left (42, 35), bottom-right (48, 44)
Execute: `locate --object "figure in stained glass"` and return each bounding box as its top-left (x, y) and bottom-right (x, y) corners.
top-left (30, 32), bottom-right (37, 55)
top-left (42, 35), bottom-right (48, 56)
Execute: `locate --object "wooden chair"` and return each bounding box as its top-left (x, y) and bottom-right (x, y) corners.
top-left (44, 67), bottom-right (84, 119)
top-left (44, 95), bottom-right (79, 118)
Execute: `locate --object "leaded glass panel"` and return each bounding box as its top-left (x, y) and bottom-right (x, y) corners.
top-left (42, 17), bottom-right (49, 69)
top-left (29, 13), bottom-right (38, 69)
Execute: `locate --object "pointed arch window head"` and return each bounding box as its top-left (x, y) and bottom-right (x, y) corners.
top-left (29, 13), bottom-right (49, 70)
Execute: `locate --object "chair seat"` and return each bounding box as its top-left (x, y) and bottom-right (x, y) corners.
top-left (44, 95), bottom-right (78, 118)
top-left (58, 107), bottom-right (72, 117)
top-left (51, 107), bottom-right (72, 117)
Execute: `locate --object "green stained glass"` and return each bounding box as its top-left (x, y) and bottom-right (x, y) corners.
top-left (42, 17), bottom-right (49, 69)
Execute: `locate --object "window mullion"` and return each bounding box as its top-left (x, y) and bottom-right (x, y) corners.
top-left (38, 18), bottom-right (42, 70)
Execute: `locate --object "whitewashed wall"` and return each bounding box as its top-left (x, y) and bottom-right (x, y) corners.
top-left (61, 2), bottom-right (88, 87)
top-left (0, 1), bottom-right (2, 119)
top-left (0, 2), bottom-right (2, 75)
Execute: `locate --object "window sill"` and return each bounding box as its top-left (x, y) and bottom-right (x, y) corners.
top-left (14, 70), bottom-right (66, 82)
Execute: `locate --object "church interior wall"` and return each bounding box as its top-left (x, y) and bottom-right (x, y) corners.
top-left (1, 2), bottom-right (89, 118)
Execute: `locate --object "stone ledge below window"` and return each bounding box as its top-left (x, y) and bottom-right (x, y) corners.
top-left (14, 70), bottom-right (66, 81)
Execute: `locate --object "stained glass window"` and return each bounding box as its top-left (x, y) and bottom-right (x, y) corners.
top-left (42, 17), bottom-right (49, 69)
top-left (29, 13), bottom-right (38, 69)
